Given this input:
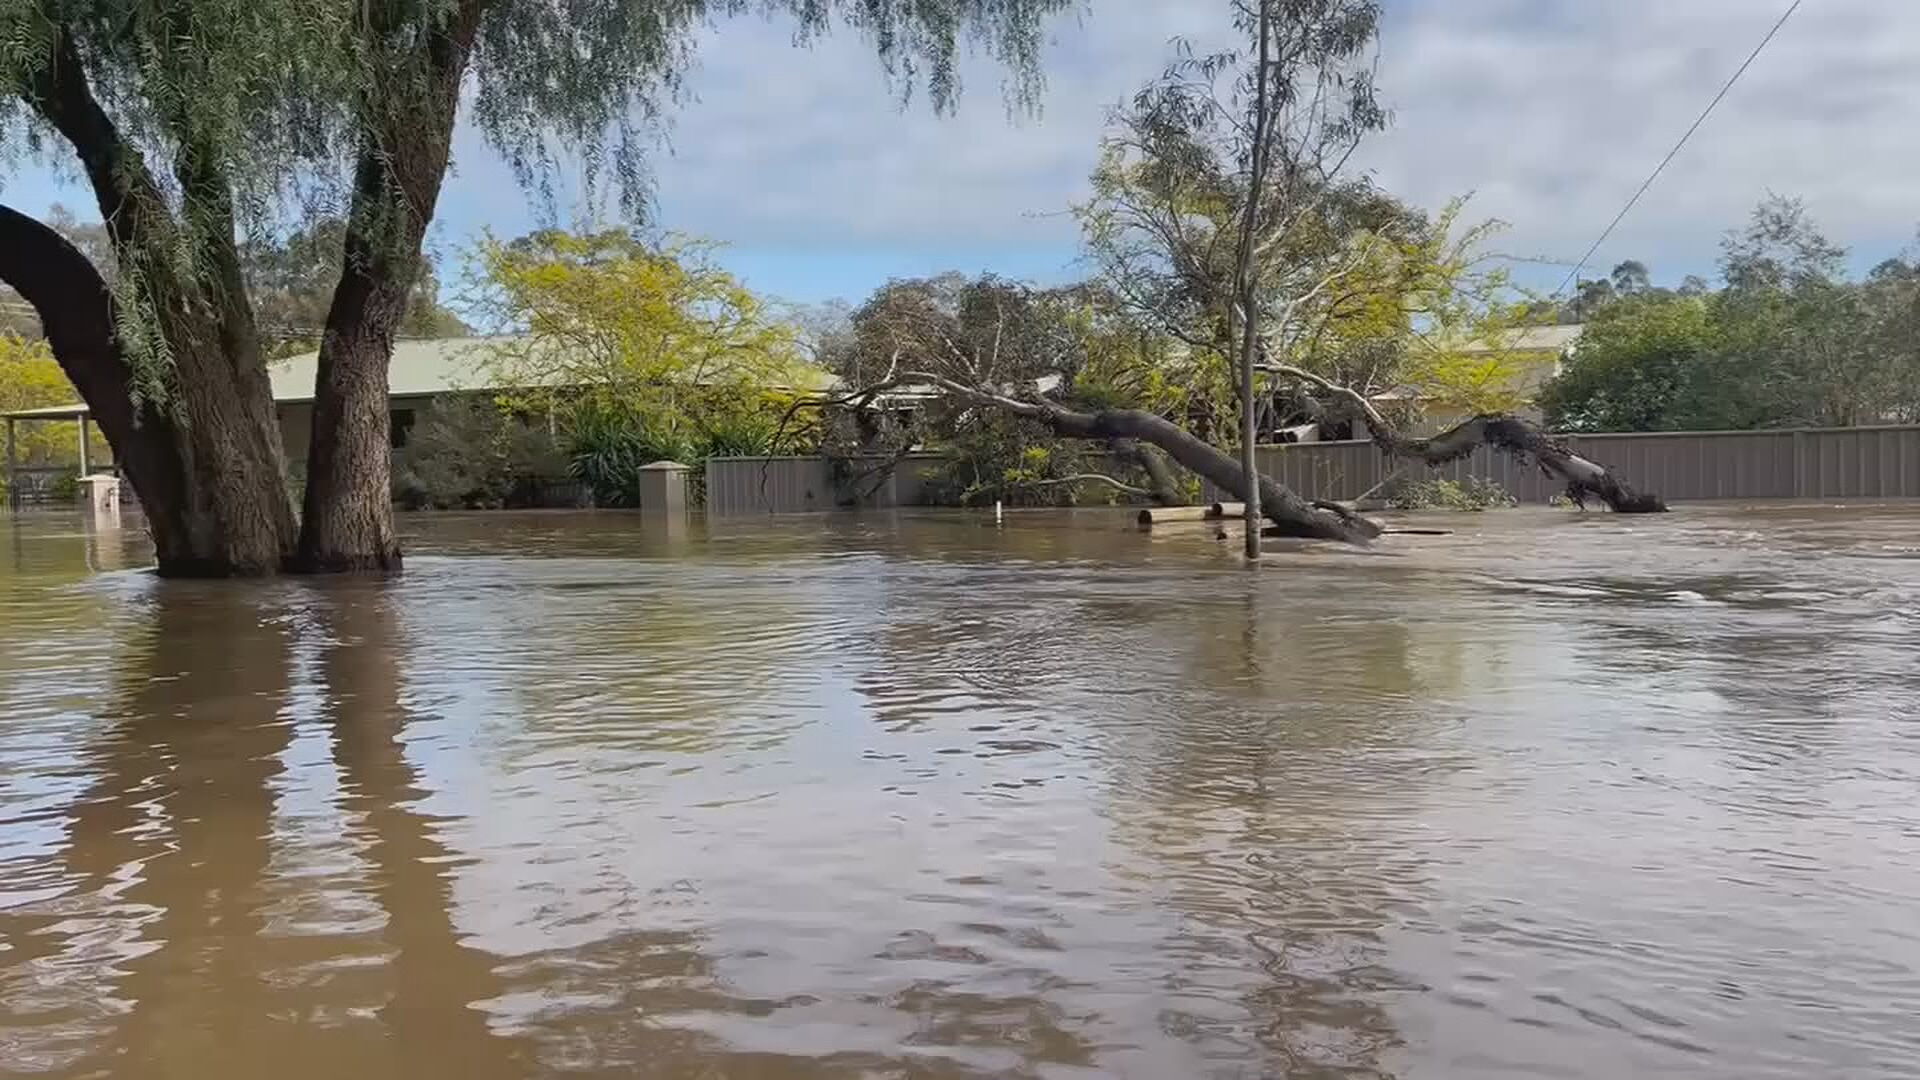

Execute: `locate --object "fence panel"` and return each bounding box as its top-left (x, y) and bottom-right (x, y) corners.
top-left (712, 425), bottom-right (1920, 515)
top-left (706, 456), bottom-right (835, 515)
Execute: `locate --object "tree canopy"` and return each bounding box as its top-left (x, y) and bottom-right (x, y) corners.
top-left (244, 217), bottom-right (469, 357)
top-left (1542, 196), bottom-right (1920, 432)
top-left (472, 228), bottom-right (807, 416)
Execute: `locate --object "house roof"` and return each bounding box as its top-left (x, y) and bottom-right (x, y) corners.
top-left (7, 336), bottom-right (839, 420)
top-left (269, 337), bottom-right (523, 402)
top-left (1453, 323), bottom-right (1584, 355)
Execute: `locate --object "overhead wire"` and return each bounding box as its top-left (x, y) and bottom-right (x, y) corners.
top-left (1554, 0), bottom-right (1806, 296)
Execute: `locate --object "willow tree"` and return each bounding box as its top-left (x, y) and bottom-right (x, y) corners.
top-left (295, 0), bottom-right (1080, 571)
top-left (1, 0), bottom-right (1073, 576)
top-left (1, 2), bottom-right (351, 574)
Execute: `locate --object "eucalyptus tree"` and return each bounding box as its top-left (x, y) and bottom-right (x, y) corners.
top-left (1, 0), bottom-right (1073, 575)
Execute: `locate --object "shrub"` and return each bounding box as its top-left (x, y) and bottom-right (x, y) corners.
top-left (916, 413), bottom-right (1166, 508)
top-left (393, 396), bottom-right (565, 509)
top-left (1387, 475), bottom-right (1516, 511)
top-left (563, 406), bottom-right (695, 508)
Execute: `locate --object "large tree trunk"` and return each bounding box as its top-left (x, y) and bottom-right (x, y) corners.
top-left (294, 2), bottom-right (482, 573)
top-left (5, 33), bottom-right (296, 576)
top-left (292, 149), bottom-right (420, 573)
top-left (1106, 438), bottom-right (1185, 505)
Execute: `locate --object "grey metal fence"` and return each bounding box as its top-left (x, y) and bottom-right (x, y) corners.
top-left (705, 453), bottom-right (955, 515)
top-left (707, 425), bottom-right (1920, 515)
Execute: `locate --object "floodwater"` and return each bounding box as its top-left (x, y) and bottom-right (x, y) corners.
top-left (2, 504), bottom-right (1919, 1080)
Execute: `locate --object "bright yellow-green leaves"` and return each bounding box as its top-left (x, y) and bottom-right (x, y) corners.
top-left (0, 335), bottom-right (111, 480)
top-left (467, 228), bottom-right (818, 450)
top-left (1081, 139), bottom-right (1540, 429)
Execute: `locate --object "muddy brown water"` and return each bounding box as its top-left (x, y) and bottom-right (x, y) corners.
top-left (3, 504), bottom-right (1919, 1079)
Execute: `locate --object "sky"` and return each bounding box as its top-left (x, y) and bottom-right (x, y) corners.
top-left (6, 0), bottom-right (1918, 309)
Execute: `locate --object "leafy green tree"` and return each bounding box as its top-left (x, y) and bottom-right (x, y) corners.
top-left (470, 228), bottom-right (810, 445)
top-left (1543, 197), bottom-right (1920, 431)
top-left (823, 272), bottom-right (1176, 506)
top-left (244, 217), bottom-right (469, 358)
top-left (1610, 259), bottom-right (1651, 296)
top-left (470, 227), bottom-right (820, 504)
top-left (1538, 294), bottom-right (1719, 431)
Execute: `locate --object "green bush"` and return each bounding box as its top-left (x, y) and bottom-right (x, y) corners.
top-left (394, 396), bottom-right (566, 509)
top-left (917, 413), bottom-right (1152, 508)
top-left (1387, 475), bottom-right (1516, 511)
top-left (564, 407), bottom-right (695, 508)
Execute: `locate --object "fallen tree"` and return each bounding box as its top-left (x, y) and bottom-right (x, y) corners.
top-left (1259, 362), bottom-right (1669, 513)
top-left (824, 372), bottom-right (1384, 543)
top-left (810, 357), bottom-right (1666, 547)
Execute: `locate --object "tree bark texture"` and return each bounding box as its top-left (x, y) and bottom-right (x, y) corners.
top-left (7, 33), bottom-right (296, 576)
top-left (295, 2), bottom-right (484, 572)
top-left (1105, 438), bottom-right (1185, 505)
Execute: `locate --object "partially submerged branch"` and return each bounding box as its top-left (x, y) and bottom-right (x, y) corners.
top-left (1258, 362), bottom-right (1668, 513)
top-left (1104, 438), bottom-right (1184, 505)
top-left (1028, 474), bottom-right (1155, 499)
top-left (865, 371), bottom-right (1382, 543)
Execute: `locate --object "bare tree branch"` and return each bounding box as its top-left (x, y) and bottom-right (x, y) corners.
top-left (1257, 362), bottom-right (1668, 513)
top-left (1025, 473), bottom-right (1155, 498)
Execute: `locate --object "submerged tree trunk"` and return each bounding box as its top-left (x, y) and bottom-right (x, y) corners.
top-left (1370, 415), bottom-right (1668, 513)
top-left (1, 208), bottom-right (296, 574)
top-left (6, 33), bottom-right (296, 577)
top-left (293, 150), bottom-right (419, 573)
top-left (295, 1), bottom-right (483, 573)
top-left (845, 365), bottom-right (1668, 545)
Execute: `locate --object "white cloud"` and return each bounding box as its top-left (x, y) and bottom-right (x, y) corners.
top-left (18, 0), bottom-right (1918, 300)
top-left (637, 3), bottom-right (1232, 251)
top-left (1363, 0), bottom-right (1920, 282)
top-left (562, 0), bottom-right (1920, 293)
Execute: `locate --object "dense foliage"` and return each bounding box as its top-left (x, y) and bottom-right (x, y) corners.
top-left (1542, 197), bottom-right (1920, 432)
top-left (391, 395), bottom-right (566, 510)
top-left (467, 228), bottom-right (817, 506)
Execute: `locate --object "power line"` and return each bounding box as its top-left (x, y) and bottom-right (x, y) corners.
top-left (1555, 0), bottom-right (1806, 297)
